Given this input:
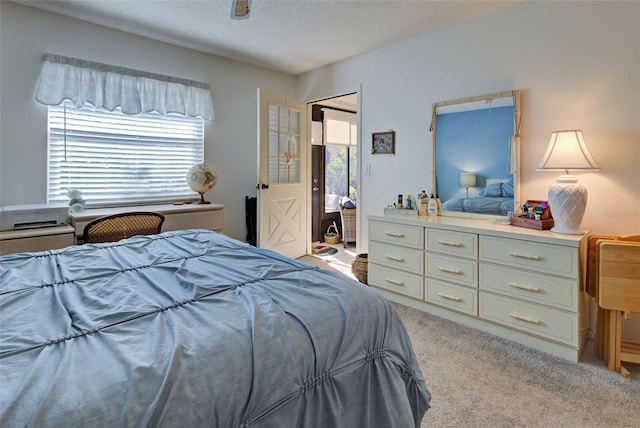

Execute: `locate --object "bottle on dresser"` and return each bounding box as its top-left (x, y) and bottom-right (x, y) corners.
top-left (427, 194), bottom-right (437, 216)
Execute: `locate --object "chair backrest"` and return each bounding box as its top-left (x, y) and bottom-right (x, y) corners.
top-left (586, 234), bottom-right (616, 298)
top-left (586, 233), bottom-right (640, 299)
top-left (82, 212), bottom-right (165, 244)
top-left (597, 240), bottom-right (640, 312)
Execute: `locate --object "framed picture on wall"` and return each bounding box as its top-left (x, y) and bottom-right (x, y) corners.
top-left (371, 130), bottom-right (395, 154)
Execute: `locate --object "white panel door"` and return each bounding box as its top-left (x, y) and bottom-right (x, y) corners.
top-left (257, 89), bottom-right (307, 259)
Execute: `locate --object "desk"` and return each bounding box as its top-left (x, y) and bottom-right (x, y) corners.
top-left (70, 203), bottom-right (224, 242)
top-left (0, 225), bottom-right (75, 255)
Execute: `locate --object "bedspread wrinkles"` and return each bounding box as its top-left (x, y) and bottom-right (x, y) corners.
top-left (0, 229), bottom-right (430, 427)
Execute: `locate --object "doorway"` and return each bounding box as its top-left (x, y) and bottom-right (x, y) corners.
top-left (308, 93), bottom-right (358, 249)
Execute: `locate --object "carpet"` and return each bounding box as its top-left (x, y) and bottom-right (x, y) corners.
top-left (395, 303), bottom-right (640, 428)
top-left (296, 255), bottom-right (639, 427)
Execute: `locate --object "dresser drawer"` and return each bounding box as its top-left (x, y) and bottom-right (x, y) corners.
top-left (426, 229), bottom-right (477, 259)
top-left (369, 263), bottom-right (424, 299)
top-left (369, 241), bottom-right (423, 275)
top-left (479, 292), bottom-right (578, 346)
top-left (479, 264), bottom-right (578, 311)
top-left (369, 220), bottom-right (424, 249)
top-left (479, 236), bottom-right (578, 278)
top-left (426, 279), bottom-right (478, 316)
top-left (426, 253), bottom-right (477, 288)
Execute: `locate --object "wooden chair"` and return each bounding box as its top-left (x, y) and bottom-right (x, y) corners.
top-left (587, 234), bottom-right (640, 358)
top-left (597, 238), bottom-right (640, 377)
top-left (82, 212), bottom-right (165, 244)
top-left (586, 234), bottom-right (616, 358)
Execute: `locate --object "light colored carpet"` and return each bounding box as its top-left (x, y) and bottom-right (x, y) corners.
top-left (298, 255), bottom-right (640, 428)
top-left (396, 303), bottom-right (640, 428)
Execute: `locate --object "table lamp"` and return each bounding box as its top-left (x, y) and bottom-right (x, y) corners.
top-left (537, 130), bottom-right (599, 235)
top-left (458, 172), bottom-right (476, 198)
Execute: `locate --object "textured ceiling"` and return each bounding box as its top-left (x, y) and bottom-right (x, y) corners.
top-left (11, 0), bottom-right (519, 75)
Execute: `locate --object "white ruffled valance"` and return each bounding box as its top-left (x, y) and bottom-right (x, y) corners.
top-left (35, 54), bottom-right (214, 121)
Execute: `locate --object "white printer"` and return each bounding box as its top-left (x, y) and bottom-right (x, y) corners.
top-left (0, 204), bottom-right (70, 231)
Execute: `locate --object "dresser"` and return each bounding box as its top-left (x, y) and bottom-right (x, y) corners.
top-left (368, 214), bottom-right (587, 361)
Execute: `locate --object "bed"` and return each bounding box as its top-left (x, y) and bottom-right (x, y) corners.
top-left (0, 229), bottom-right (430, 427)
top-left (443, 177), bottom-right (514, 216)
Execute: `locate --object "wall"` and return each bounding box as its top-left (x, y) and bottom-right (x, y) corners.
top-left (0, 1), bottom-right (296, 242)
top-left (296, 1), bottom-right (639, 339)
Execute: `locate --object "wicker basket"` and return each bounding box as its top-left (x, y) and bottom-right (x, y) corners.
top-left (324, 223), bottom-right (340, 245)
top-left (338, 204), bottom-right (357, 248)
top-left (351, 253), bottom-right (368, 285)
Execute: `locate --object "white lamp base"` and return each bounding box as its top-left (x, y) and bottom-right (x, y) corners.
top-left (548, 175), bottom-right (588, 235)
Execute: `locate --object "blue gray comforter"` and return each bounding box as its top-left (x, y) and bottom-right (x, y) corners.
top-left (443, 196), bottom-right (513, 216)
top-left (0, 229), bottom-right (430, 427)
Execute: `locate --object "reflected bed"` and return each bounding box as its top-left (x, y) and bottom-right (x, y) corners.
top-left (442, 196), bottom-right (513, 216)
top-left (443, 177), bottom-right (514, 216)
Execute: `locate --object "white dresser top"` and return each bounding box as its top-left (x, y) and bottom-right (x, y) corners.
top-left (368, 214), bottom-right (585, 248)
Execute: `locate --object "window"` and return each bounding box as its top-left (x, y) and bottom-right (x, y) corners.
top-left (323, 109), bottom-right (357, 213)
top-left (268, 103), bottom-right (300, 184)
top-left (324, 145), bottom-right (357, 213)
top-left (47, 102), bottom-right (204, 207)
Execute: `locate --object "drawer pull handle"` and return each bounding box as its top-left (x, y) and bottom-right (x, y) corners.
top-left (509, 283), bottom-right (541, 293)
top-left (438, 266), bottom-right (463, 275)
top-left (437, 292), bottom-right (462, 302)
top-left (509, 252), bottom-right (542, 261)
top-left (384, 278), bottom-right (405, 286)
top-left (385, 255), bottom-right (405, 262)
top-left (438, 240), bottom-right (463, 247)
top-left (385, 231), bottom-right (405, 238)
top-left (509, 313), bottom-right (541, 325)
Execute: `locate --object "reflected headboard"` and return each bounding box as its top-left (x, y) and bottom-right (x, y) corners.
top-left (486, 178), bottom-right (509, 185)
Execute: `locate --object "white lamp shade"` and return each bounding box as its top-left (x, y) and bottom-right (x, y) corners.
top-left (537, 130), bottom-right (599, 235)
top-left (458, 173), bottom-right (476, 188)
top-left (537, 130), bottom-right (599, 171)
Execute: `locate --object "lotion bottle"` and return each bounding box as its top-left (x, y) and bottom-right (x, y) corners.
top-left (427, 194), bottom-right (437, 216)
top-left (435, 194), bottom-right (442, 215)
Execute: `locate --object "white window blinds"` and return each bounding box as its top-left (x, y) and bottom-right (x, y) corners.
top-left (323, 109), bottom-right (357, 146)
top-left (47, 102), bottom-right (204, 206)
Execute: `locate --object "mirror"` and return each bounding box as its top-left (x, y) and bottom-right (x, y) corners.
top-left (431, 90), bottom-right (521, 219)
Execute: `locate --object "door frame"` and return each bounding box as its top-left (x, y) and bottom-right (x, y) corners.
top-left (304, 86), bottom-right (362, 255)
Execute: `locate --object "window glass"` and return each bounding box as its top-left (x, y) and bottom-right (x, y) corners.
top-left (47, 102), bottom-right (204, 206)
top-left (267, 103), bottom-right (299, 184)
top-left (324, 144), bottom-right (357, 213)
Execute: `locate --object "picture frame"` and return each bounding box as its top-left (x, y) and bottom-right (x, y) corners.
top-left (371, 130), bottom-right (395, 154)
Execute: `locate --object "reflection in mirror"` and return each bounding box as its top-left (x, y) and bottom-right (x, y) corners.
top-left (431, 90), bottom-right (521, 219)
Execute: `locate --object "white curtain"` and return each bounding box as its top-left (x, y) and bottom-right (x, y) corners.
top-left (35, 54), bottom-right (214, 121)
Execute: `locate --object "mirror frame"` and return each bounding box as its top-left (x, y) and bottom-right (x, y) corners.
top-left (431, 90), bottom-right (521, 220)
